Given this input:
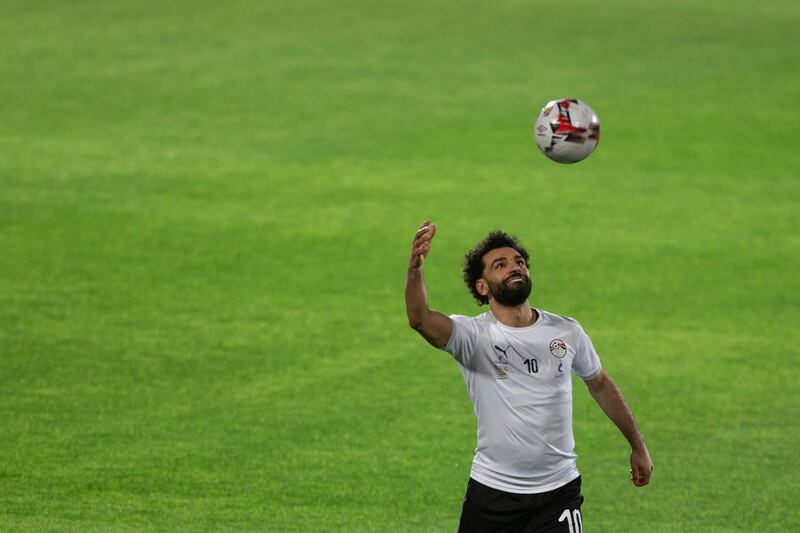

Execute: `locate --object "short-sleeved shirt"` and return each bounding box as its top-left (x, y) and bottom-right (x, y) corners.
top-left (444, 308), bottom-right (602, 494)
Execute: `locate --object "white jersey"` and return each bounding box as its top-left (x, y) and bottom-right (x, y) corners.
top-left (444, 308), bottom-right (602, 494)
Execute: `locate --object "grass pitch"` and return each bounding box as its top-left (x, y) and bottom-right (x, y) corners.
top-left (1, 1), bottom-right (799, 531)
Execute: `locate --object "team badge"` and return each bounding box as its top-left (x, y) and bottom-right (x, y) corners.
top-left (549, 339), bottom-right (567, 358)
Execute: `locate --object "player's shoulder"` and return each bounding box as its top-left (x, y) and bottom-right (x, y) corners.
top-left (538, 309), bottom-right (585, 334)
top-left (449, 311), bottom-right (496, 330)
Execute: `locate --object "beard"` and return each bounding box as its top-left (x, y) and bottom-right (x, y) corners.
top-left (487, 274), bottom-right (532, 307)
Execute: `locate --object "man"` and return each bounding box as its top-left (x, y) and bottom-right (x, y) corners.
top-left (405, 220), bottom-right (653, 532)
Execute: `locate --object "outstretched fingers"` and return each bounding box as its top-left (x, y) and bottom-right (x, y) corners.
top-left (414, 221), bottom-right (436, 250)
top-left (410, 220), bottom-right (437, 268)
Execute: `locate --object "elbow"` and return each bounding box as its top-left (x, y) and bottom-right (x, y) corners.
top-left (406, 308), bottom-right (428, 331)
top-left (407, 317), bottom-right (423, 331)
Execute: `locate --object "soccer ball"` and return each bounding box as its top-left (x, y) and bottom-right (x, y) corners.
top-left (534, 98), bottom-right (600, 163)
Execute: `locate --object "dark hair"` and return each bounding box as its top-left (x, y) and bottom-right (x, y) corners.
top-left (463, 231), bottom-right (530, 305)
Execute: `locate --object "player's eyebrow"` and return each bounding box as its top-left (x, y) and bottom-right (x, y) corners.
top-left (491, 254), bottom-right (523, 267)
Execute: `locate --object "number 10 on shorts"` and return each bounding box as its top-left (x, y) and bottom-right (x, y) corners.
top-left (558, 508), bottom-right (582, 533)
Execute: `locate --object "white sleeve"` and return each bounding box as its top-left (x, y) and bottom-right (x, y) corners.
top-left (572, 325), bottom-right (602, 380)
top-left (443, 314), bottom-right (479, 365)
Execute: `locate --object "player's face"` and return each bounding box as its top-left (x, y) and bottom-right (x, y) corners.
top-left (479, 247), bottom-right (532, 307)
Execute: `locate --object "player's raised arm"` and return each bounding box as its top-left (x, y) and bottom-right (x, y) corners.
top-left (405, 220), bottom-right (453, 348)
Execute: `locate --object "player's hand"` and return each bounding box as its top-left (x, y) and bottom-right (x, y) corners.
top-left (630, 446), bottom-right (653, 487)
top-left (409, 219), bottom-right (436, 270)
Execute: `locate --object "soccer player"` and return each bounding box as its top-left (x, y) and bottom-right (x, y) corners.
top-left (405, 220), bottom-right (653, 532)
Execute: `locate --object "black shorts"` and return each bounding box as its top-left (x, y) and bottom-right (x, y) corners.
top-left (457, 476), bottom-right (584, 533)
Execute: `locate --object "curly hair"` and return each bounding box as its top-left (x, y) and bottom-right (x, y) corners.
top-left (463, 231), bottom-right (530, 305)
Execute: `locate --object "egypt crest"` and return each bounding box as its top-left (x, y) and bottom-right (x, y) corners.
top-left (549, 339), bottom-right (567, 358)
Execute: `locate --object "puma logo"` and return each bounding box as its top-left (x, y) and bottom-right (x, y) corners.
top-left (493, 345), bottom-right (511, 362)
top-left (494, 345), bottom-right (510, 356)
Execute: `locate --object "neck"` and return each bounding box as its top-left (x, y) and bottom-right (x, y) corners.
top-left (489, 301), bottom-right (537, 327)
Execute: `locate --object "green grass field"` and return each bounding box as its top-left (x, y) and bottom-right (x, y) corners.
top-left (2, 0), bottom-right (799, 530)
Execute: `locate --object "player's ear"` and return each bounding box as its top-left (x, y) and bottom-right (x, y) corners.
top-left (476, 279), bottom-right (489, 297)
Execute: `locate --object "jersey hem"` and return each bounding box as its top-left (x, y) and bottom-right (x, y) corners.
top-left (469, 468), bottom-right (581, 495)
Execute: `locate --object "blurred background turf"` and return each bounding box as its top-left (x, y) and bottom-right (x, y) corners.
top-left (1, 0), bottom-right (798, 530)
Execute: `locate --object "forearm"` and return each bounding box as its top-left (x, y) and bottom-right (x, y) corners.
top-left (405, 266), bottom-right (430, 329)
top-left (588, 373), bottom-right (646, 450)
top-left (405, 221), bottom-right (452, 348)
top-left (405, 265), bottom-right (452, 347)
